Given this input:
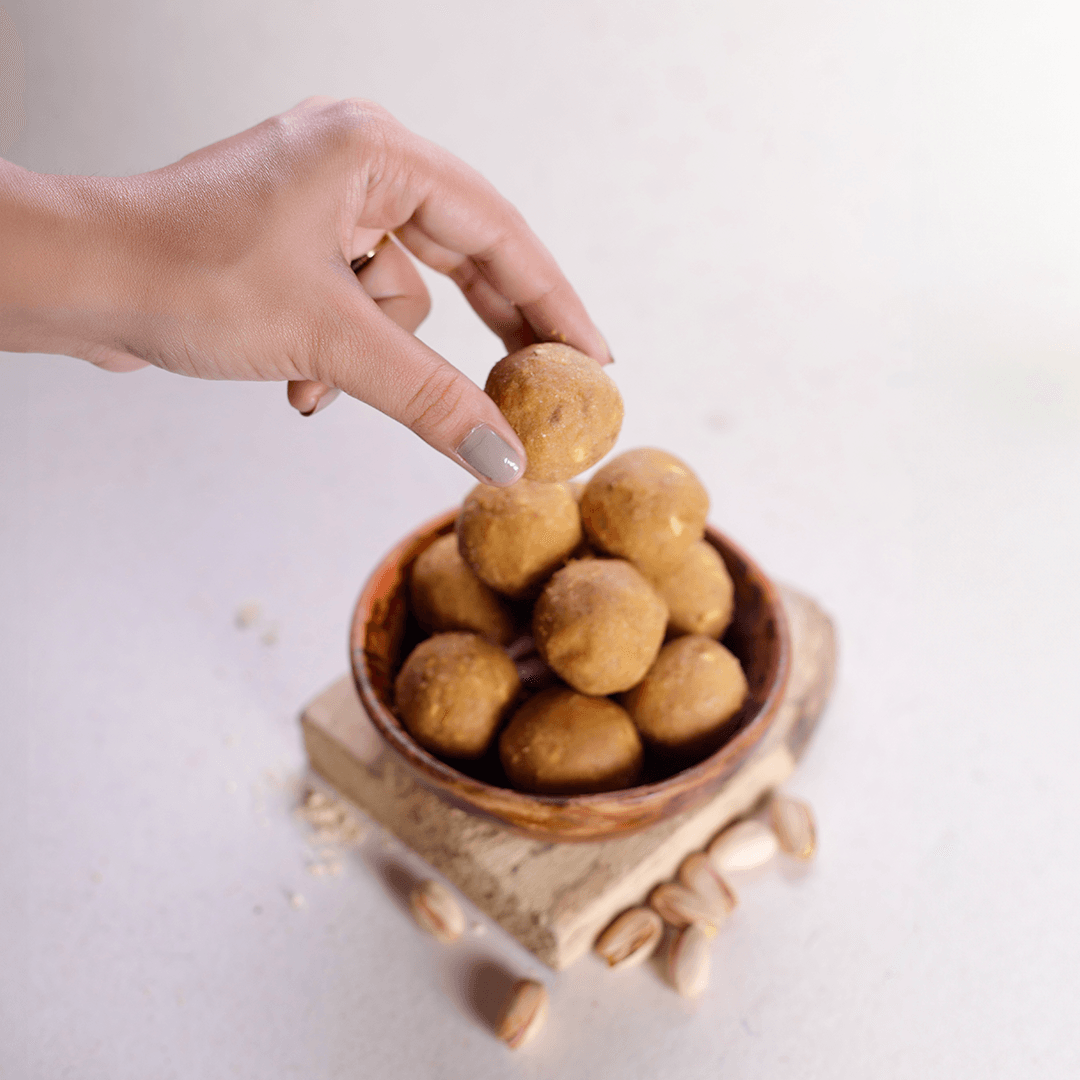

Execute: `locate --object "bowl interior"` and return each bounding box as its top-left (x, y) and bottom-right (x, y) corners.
top-left (351, 510), bottom-right (788, 817)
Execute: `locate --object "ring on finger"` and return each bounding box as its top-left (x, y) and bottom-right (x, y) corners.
top-left (350, 233), bottom-right (394, 275)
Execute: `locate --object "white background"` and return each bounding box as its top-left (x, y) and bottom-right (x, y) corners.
top-left (2, 1), bottom-right (1079, 1077)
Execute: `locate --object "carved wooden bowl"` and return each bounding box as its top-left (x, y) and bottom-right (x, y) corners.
top-left (350, 509), bottom-right (790, 842)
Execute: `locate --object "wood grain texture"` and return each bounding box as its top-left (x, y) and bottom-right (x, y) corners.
top-left (302, 584), bottom-right (835, 970)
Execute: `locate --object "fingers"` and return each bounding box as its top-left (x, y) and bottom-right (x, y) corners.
top-left (309, 275), bottom-right (527, 485)
top-left (288, 236), bottom-right (431, 417)
top-left (396, 207), bottom-right (609, 364)
top-left (355, 116), bottom-right (611, 364)
top-left (392, 224), bottom-right (537, 354)
top-left (355, 234), bottom-right (431, 333)
top-left (287, 380), bottom-right (339, 415)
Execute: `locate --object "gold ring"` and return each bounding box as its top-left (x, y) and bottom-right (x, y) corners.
top-left (350, 233), bottom-right (393, 275)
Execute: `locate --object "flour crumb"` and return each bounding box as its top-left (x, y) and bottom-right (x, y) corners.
top-left (235, 601), bottom-right (261, 629)
top-left (296, 787), bottom-right (368, 846)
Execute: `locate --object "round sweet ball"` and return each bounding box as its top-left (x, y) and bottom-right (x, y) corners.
top-left (580, 448), bottom-right (709, 575)
top-left (457, 479), bottom-right (582, 599)
top-left (485, 343), bottom-right (623, 482)
top-left (394, 633), bottom-right (521, 760)
top-left (621, 635), bottom-right (748, 755)
top-left (409, 533), bottom-right (515, 646)
top-left (499, 687), bottom-right (644, 795)
top-left (532, 559), bottom-right (668, 696)
top-left (646, 539), bottom-right (735, 639)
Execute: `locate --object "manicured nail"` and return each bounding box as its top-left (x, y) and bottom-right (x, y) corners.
top-left (456, 424), bottom-right (523, 485)
top-left (301, 388), bottom-right (341, 416)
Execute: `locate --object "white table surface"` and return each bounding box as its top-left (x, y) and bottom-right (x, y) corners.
top-left (3, 2), bottom-right (1079, 1077)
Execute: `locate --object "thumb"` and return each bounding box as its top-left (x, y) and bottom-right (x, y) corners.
top-left (313, 283), bottom-right (527, 486)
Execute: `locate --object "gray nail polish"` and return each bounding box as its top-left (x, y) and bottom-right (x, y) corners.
top-left (457, 425), bottom-right (523, 485)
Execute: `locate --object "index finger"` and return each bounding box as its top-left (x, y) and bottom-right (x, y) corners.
top-left (369, 122), bottom-right (612, 364)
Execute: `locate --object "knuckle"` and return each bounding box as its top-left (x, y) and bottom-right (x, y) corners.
top-left (281, 95), bottom-right (337, 124)
top-left (403, 365), bottom-right (468, 437)
top-left (320, 99), bottom-right (401, 184)
top-left (330, 97), bottom-right (394, 139)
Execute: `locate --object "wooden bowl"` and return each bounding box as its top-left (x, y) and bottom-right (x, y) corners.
top-left (350, 510), bottom-right (790, 842)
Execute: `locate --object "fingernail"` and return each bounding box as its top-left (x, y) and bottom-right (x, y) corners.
top-left (301, 388), bottom-right (341, 416)
top-left (456, 424), bottom-right (523, 485)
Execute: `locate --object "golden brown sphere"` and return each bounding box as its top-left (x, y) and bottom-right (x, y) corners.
top-left (499, 687), bottom-right (644, 795)
top-left (394, 633), bottom-right (521, 759)
top-left (485, 343), bottom-right (623, 482)
top-left (532, 559), bottom-right (668, 696)
top-left (580, 448), bottom-right (709, 575)
top-left (646, 539), bottom-right (735, 639)
top-left (409, 533), bottom-right (515, 646)
top-left (457, 480), bottom-right (582, 599)
top-left (621, 635), bottom-right (748, 755)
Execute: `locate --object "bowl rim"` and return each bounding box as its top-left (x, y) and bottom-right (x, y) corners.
top-left (350, 508), bottom-right (791, 822)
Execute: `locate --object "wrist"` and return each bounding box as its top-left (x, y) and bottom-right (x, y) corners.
top-left (0, 160), bottom-right (133, 359)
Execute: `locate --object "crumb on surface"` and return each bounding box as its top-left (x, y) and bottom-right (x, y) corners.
top-left (235, 601), bottom-right (261, 629)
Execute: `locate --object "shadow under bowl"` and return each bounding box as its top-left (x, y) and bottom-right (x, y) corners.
top-left (350, 509), bottom-right (790, 842)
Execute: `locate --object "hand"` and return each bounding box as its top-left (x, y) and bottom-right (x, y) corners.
top-left (1, 98), bottom-right (611, 484)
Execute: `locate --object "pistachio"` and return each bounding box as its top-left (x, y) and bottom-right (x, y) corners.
top-left (668, 924), bottom-right (710, 998)
top-left (769, 794), bottom-right (817, 860)
top-left (677, 852), bottom-right (738, 921)
top-left (594, 907), bottom-right (664, 969)
top-left (408, 879), bottom-right (465, 944)
top-left (496, 978), bottom-right (548, 1048)
top-left (649, 882), bottom-right (721, 936)
top-left (707, 819), bottom-right (778, 874)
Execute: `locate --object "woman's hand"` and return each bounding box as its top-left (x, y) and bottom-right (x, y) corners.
top-left (0, 97), bottom-right (611, 484)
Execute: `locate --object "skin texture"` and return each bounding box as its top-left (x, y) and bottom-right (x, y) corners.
top-left (499, 687), bottom-right (644, 795)
top-left (393, 632), bottom-right (520, 760)
top-left (0, 98), bottom-right (611, 484)
top-left (621, 635), bottom-right (748, 755)
top-left (408, 532), bottom-right (516, 646)
top-left (581, 448), bottom-right (710, 575)
top-left (646, 539), bottom-right (735, 639)
top-left (485, 342), bottom-right (623, 481)
top-left (532, 558), bottom-right (668, 696)
top-left (457, 480), bottom-right (582, 598)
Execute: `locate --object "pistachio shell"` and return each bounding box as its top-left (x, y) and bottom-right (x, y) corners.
top-left (594, 907), bottom-right (664, 969)
top-left (669, 924), bottom-right (711, 998)
top-left (496, 979), bottom-right (548, 1048)
top-left (707, 819), bottom-right (778, 874)
top-left (770, 794), bottom-right (817, 860)
top-left (408, 879), bottom-right (465, 944)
